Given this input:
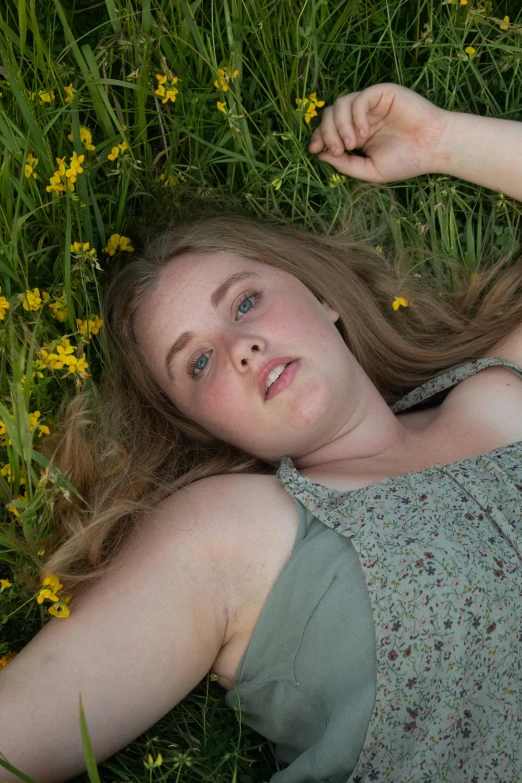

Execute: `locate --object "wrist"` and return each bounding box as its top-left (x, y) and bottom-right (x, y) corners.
top-left (426, 108), bottom-right (460, 176)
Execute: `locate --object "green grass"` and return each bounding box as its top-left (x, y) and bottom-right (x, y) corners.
top-left (0, 0), bottom-right (521, 779)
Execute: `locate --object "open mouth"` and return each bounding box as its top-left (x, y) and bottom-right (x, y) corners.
top-left (265, 360), bottom-right (298, 401)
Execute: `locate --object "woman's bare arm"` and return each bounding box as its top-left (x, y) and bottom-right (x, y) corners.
top-left (308, 83), bottom-right (522, 202)
top-left (433, 111), bottom-right (522, 203)
top-left (0, 477), bottom-right (237, 783)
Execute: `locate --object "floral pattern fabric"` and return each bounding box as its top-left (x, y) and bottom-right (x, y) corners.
top-left (276, 357), bottom-right (522, 783)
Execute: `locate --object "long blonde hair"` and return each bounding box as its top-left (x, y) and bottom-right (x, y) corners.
top-left (25, 206), bottom-right (522, 601)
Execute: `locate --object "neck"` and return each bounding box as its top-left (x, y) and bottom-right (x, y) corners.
top-left (292, 383), bottom-right (429, 473)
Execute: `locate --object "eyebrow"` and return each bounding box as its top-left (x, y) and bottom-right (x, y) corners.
top-left (164, 270), bottom-right (260, 382)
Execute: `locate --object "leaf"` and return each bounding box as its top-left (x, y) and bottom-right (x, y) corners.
top-left (79, 693), bottom-right (102, 783)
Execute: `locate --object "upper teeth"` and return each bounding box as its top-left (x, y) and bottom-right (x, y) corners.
top-left (265, 364), bottom-right (288, 391)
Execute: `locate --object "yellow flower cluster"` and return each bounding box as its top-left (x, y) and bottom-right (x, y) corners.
top-left (271, 178), bottom-right (282, 191)
top-left (7, 490), bottom-right (28, 521)
top-left (465, 45), bottom-right (476, 56)
top-left (28, 410), bottom-right (51, 437)
top-left (214, 67), bottom-right (239, 113)
top-left (22, 287), bottom-right (45, 311)
top-left (48, 294), bottom-right (68, 323)
top-left (64, 83), bottom-right (75, 103)
top-left (76, 315), bottom-right (103, 340)
top-left (499, 16), bottom-right (509, 30)
top-left (46, 152), bottom-right (85, 194)
top-left (0, 286), bottom-right (10, 319)
top-left (155, 74), bottom-right (179, 104)
top-left (37, 574), bottom-right (71, 618)
top-left (0, 650), bottom-right (17, 671)
top-left (67, 126), bottom-right (95, 151)
top-left (159, 171), bottom-right (178, 187)
top-left (31, 89), bottom-right (55, 104)
top-left (24, 152), bottom-right (38, 179)
top-left (328, 173), bottom-right (344, 188)
top-left (295, 92), bottom-right (325, 124)
top-left (102, 233), bottom-right (134, 255)
top-left (214, 67), bottom-right (239, 91)
top-left (1, 464), bottom-right (26, 485)
top-left (70, 241), bottom-right (95, 256)
top-left (108, 140), bottom-right (128, 161)
top-left (144, 753), bottom-right (164, 770)
top-left (38, 337), bottom-right (89, 377)
top-left (392, 297), bottom-right (409, 310)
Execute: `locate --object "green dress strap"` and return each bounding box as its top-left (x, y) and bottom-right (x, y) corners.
top-left (391, 356), bottom-right (522, 414)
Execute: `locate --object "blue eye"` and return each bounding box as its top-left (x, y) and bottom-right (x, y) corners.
top-left (187, 290), bottom-right (262, 379)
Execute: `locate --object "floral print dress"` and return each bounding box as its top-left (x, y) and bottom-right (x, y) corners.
top-left (276, 357), bottom-right (522, 782)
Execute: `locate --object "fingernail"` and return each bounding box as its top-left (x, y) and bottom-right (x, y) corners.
top-left (359, 127), bottom-right (366, 137)
top-left (330, 145), bottom-right (337, 153)
top-left (344, 137), bottom-right (352, 148)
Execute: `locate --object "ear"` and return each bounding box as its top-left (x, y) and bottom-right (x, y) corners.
top-left (319, 298), bottom-right (340, 323)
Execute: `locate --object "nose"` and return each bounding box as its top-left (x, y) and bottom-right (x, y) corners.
top-left (231, 334), bottom-right (265, 369)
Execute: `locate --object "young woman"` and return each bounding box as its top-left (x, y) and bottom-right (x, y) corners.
top-left (1, 83), bottom-right (522, 783)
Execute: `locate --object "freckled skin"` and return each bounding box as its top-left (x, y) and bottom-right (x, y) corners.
top-left (133, 251), bottom-right (418, 470)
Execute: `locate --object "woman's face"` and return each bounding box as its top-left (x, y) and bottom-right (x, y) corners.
top-left (133, 251), bottom-right (362, 462)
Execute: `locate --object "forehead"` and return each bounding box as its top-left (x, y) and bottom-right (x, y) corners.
top-left (157, 251), bottom-right (277, 291)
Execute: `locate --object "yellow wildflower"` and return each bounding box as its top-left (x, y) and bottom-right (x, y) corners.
top-left (271, 178), bottom-right (282, 191)
top-left (107, 141), bottom-right (128, 161)
top-left (216, 100), bottom-right (227, 113)
top-left (102, 233), bottom-right (134, 255)
top-left (46, 155), bottom-right (77, 194)
top-left (159, 171), bottom-right (178, 187)
top-left (0, 419), bottom-right (5, 436)
top-left (64, 83), bottom-right (75, 103)
top-left (24, 152), bottom-right (38, 179)
top-left (499, 16), bottom-right (509, 30)
top-left (465, 45), bottom-right (476, 56)
top-left (48, 295), bottom-right (68, 322)
top-left (295, 92), bottom-right (325, 124)
top-left (48, 598), bottom-right (71, 618)
top-left (22, 287), bottom-right (44, 311)
top-left (0, 287), bottom-right (10, 319)
top-left (145, 753), bottom-right (164, 769)
top-left (29, 411), bottom-right (51, 437)
top-left (70, 241), bottom-right (96, 256)
top-left (0, 651), bottom-right (18, 670)
top-left (155, 73), bottom-right (179, 103)
top-left (67, 126), bottom-right (96, 151)
top-left (392, 297), bottom-right (409, 310)
top-left (38, 89), bottom-right (55, 104)
top-left (77, 316), bottom-right (103, 340)
top-left (42, 574), bottom-right (63, 593)
top-left (7, 491), bottom-right (27, 520)
top-left (460, 0), bottom-right (467, 4)
top-left (41, 340), bottom-right (75, 370)
top-left (1, 464), bottom-right (26, 485)
top-left (328, 173), bottom-right (343, 188)
top-left (37, 587), bottom-right (60, 604)
top-left (65, 150), bottom-right (85, 183)
top-left (0, 578), bottom-right (12, 591)
top-left (214, 67), bottom-right (239, 92)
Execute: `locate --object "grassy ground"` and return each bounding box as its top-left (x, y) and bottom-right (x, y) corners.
top-left (0, 0), bottom-right (521, 780)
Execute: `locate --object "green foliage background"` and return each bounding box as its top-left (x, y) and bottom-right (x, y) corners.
top-left (0, 0), bottom-right (521, 780)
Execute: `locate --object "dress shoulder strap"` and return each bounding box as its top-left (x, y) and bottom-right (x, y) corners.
top-left (391, 356), bottom-right (522, 414)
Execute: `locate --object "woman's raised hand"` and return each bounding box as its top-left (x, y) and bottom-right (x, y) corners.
top-left (308, 83), bottom-right (450, 184)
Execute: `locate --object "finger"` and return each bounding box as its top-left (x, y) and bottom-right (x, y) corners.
top-left (332, 93), bottom-right (361, 150)
top-left (316, 150), bottom-right (384, 184)
top-left (351, 84), bottom-right (392, 138)
top-left (308, 128), bottom-right (325, 153)
top-left (316, 105), bottom-right (345, 156)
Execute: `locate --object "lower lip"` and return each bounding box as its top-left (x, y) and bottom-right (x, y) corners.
top-left (265, 361), bottom-right (299, 401)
